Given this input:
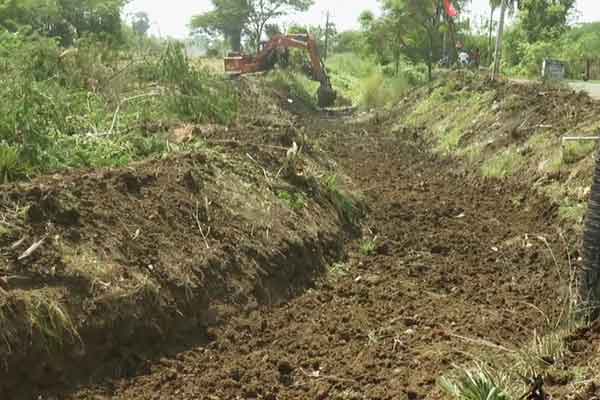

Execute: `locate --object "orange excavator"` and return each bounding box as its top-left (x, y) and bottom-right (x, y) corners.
top-left (224, 34), bottom-right (337, 108)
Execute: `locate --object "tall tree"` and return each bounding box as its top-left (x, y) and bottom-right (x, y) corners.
top-left (378, 1), bottom-right (410, 76)
top-left (517, 0), bottom-right (576, 42)
top-left (131, 11), bottom-right (150, 37)
top-left (379, 0), bottom-right (458, 81)
top-left (491, 0), bottom-right (520, 79)
top-left (246, 0), bottom-right (313, 51)
top-left (0, 0), bottom-right (127, 45)
top-left (358, 10), bottom-right (390, 64)
top-left (190, 0), bottom-right (249, 52)
top-left (492, 0), bottom-right (507, 79)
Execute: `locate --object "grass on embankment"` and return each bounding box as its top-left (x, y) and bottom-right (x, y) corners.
top-left (389, 73), bottom-right (599, 399)
top-left (401, 73), bottom-right (600, 225)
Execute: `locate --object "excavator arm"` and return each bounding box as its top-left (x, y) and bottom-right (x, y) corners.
top-left (224, 34), bottom-right (336, 107)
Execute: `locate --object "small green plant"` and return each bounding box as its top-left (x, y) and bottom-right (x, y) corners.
top-left (367, 329), bottom-right (380, 345)
top-left (329, 262), bottom-right (350, 278)
top-left (360, 237), bottom-right (378, 256)
top-left (516, 330), bottom-right (567, 374)
top-left (324, 174), bottom-right (339, 191)
top-left (0, 224), bottom-right (11, 238)
top-left (562, 140), bottom-right (597, 164)
top-left (277, 190), bottom-right (307, 210)
top-left (558, 201), bottom-right (587, 223)
top-left (439, 364), bottom-right (512, 400)
top-left (0, 145), bottom-right (25, 182)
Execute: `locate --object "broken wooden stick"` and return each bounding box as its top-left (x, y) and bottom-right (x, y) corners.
top-left (18, 236), bottom-right (47, 261)
top-left (194, 201), bottom-right (210, 249)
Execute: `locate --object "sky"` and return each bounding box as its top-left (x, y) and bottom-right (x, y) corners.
top-left (124, 0), bottom-right (600, 39)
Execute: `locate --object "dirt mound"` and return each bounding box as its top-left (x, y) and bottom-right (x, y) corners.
top-left (565, 321), bottom-right (600, 362)
top-left (0, 130), bottom-right (361, 398)
top-left (65, 111), bottom-right (572, 400)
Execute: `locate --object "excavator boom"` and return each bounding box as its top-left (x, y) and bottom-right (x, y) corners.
top-left (224, 34), bottom-right (336, 107)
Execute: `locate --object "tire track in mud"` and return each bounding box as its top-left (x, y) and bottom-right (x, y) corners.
top-left (67, 119), bottom-right (571, 400)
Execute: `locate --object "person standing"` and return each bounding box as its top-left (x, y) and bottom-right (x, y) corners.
top-left (472, 48), bottom-right (481, 69)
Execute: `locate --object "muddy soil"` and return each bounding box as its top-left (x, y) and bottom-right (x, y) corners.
top-left (62, 110), bottom-right (574, 400)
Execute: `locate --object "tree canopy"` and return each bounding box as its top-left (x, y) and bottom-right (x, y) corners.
top-left (517, 0), bottom-right (576, 42)
top-left (0, 0), bottom-right (127, 45)
top-left (190, 0), bottom-right (249, 52)
top-left (190, 0), bottom-right (314, 52)
top-left (358, 0), bottom-right (469, 80)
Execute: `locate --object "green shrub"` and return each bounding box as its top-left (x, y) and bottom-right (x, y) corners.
top-left (356, 71), bottom-right (410, 109)
top-left (562, 140), bottom-right (597, 164)
top-left (322, 174), bottom-right (363, 225)
top-left (277, 190), bottom-right (307, 210)
top-left (327, 53), bottom-right (418, 109)
top-left (0, 35), bottom-right (238, 182)
top-left (156, 43), bottom-right (238, 124)
top-left (267, 70), bottom-right (319, 109)
top-left (0, 145), bottom-right (26, 182)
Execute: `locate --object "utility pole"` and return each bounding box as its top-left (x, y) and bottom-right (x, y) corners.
top-left (487, 6), bottom-right (495, 65)
top-left (492, 0), bottom-right (507, 80)
top-left (324, 11), bottom-right (330, 61)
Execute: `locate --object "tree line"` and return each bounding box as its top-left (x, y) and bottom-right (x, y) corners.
top-left (0, 0), bottom-right (592, 81)
top-left (191, 0), bottom-right (585, 80)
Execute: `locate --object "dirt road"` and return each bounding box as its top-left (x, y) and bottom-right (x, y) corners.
top-left (509, 77), bottom-right (600, 99)
top-left (63, 114), bottom-right (572, 400)
top-left (569, 81), bottom-right (600, 100)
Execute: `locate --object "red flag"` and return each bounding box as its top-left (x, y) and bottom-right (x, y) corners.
top-left (444, 0), bottom-right (458, 17)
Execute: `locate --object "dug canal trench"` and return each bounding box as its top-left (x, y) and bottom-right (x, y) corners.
top-left (64, 110), bottom-right (572, 400)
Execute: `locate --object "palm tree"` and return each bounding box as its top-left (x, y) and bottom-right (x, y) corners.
top-left (488, 0), bottom-right (502, 64)
top-left (491, 0), bottom-right (518, 80)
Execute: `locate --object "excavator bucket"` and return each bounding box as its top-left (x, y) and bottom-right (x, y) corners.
top-left (317, 84), bottom-right (337, 108)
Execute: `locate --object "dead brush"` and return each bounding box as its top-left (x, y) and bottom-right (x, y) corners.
top-left (60, 244), bottom-right (119, 294)
top-left (26, 292), bottom-right (80, 351)
top-left (0, 291), bottom-right (80, 356)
